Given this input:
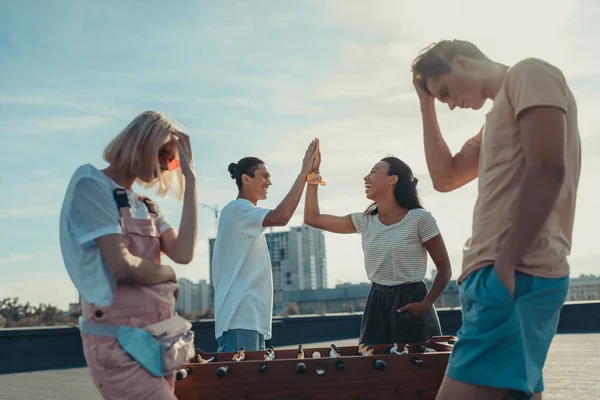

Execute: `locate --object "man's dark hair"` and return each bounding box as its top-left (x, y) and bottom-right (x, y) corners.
top-left (411, 40), bottom-right (489, 95)
top-left (228, 157), bottom-right (264, 190)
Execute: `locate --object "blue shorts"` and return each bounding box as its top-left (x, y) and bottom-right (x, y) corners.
top-left (217, 329), bottom-right (266, 353)
top-left (446, 265), bottom-right (569, 397)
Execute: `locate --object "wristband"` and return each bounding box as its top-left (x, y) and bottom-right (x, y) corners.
top-left (307, 172), bottom-right (326, 186)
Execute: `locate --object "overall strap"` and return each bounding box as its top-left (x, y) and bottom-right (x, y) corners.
top-left (113, 188), bottom-right (133, 218)
top-left (139, 196), bottom-right (158, 220)
top-left (79, 316), bottom-right (121, 338)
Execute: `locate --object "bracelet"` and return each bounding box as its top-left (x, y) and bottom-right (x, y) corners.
top-left (307, 172), bottom-right (326, 186)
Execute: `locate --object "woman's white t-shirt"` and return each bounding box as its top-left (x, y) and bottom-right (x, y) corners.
top-left (350, 208), bottom-right (440, 286)
top-left (59, 164), bottom-right (174, 307)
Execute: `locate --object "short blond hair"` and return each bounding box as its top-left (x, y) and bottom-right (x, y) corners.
top-left (103, 110), bottom-right (185, 199)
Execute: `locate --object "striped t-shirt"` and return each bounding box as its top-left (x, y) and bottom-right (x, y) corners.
top-left (350, 208), bottom-right (440, 286)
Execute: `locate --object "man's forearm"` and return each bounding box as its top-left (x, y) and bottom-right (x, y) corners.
top-left (496, 166), bottom-right (565, 268)
top-left (172, 176), bottom-right (198, 264)
top-left (420, 101), bottom-right (455, 179)
top-left (273, 173), bottom-right (307, 224)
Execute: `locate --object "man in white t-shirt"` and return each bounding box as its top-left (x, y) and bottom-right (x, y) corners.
top-left (212, 141), bottom-right (318, 352)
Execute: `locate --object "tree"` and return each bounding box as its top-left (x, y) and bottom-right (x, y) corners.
top-left (282, 303), bottom-right (300, 317)
top-left (0, 297), bottom-right (77, 328)
top-left (195, 308), bottom-right (214, 320)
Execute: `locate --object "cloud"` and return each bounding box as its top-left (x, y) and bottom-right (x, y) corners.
top-left (2, 0), bottom-right (598, 310)
top-left (0, 254), bottom-right (34, 266)
top-left (1, 205), bottom-right (57, 220)
top-left (10, 115), bottom-right (112, 134)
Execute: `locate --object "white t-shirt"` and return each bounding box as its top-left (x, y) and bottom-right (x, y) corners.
top-left (211, 198), bottom-right (273, 340)
top-left (59, 164), bottom-right (174, 307)
top-left (350, 208), bottom-right (440, 286)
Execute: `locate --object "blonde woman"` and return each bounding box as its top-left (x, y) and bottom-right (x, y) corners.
top-left (59, 111), bottom-right (197, 399)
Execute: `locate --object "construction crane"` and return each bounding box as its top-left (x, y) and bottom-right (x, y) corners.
top-left (199, 203), bottom-right (221, 232)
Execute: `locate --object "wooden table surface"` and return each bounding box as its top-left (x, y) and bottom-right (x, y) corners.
top-left (0, 333), bottom-right (597, 400)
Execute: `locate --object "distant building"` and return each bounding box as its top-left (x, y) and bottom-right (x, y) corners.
top-left (429, 279), bottom-right (460, 308)
top-left (67, 303), bottom-right (81, 316)
top-left (285, 225), bottom-right (328, 291)
top-left (567, 275), bottom-right (600, 302)
top-left (283, 280), bottom-right (461, 315)
top-left (283, 283), bottom-right (371, 315)
top-left (175, 278), bottom-right (210, 316)
top-left (208, 238), bottom-right (216, 308)
top-left (208, 224), bottom-right (328, 315)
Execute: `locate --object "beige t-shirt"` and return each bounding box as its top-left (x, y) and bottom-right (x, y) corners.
top-left (459, 58), bottom-right (581, 284)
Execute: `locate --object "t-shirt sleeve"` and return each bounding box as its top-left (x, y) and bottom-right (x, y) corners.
top-left (68, 175), bottom-right (123, 248)
top-left (350, 212), bottom-right (367, 234)
top-left (506, 58), bottom-right (569, 120)
top-left (462, 127), bottom-right (483, 151)
top-left (418, 210), bottom-right (440, 243)
top-left (153, 201), bottom-right (176, 234)
top-left (237, 202), bottom-right (272, 238)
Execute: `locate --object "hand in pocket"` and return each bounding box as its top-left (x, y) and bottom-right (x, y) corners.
top-left (397, 301), bottom-right (431, 319)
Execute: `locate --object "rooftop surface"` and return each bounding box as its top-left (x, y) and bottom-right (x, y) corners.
top-left (1, 333), bottom-right (598, 399)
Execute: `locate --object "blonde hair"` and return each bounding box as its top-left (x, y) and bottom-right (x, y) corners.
top-left (103, 110), bottom-right (185, 199)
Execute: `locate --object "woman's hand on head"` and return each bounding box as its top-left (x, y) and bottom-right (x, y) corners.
top-left (174, 131), bottom-right (195, 177)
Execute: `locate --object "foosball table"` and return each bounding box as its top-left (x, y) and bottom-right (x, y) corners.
top-left (174, 336), bottom-right (456, 400)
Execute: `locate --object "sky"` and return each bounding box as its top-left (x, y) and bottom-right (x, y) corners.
top-left (1, 0), bottom-right (598, 310)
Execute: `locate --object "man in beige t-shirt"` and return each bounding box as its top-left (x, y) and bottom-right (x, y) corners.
top-left (411, 40), bottom-right (581, 400)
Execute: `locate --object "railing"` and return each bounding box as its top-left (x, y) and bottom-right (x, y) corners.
top-left (1, 301), bottom-right (599, 375)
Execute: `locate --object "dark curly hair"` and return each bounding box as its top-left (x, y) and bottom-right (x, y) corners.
top-left (366, 156), bottom-right (422, 215)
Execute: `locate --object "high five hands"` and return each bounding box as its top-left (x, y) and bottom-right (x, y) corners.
top-left (301, 139), bottom-right (319, 176)
top-left (302, 138), bottom-right (325, 186)
top-left (313, 138), bottom-right (321, 175)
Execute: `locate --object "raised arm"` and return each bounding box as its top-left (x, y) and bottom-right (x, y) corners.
top-left (262, 140), bottom-right (318, 227)
top-left (69, 176), bottom-right (177, 286)
top-left (161, 132), bottom-right (198, 264)
top-left (304, 185), bottom-right (356, 234)
top-left (415, 77), bottom-right (481, 193)
top-left (303, 139), bottom-right (357, 234)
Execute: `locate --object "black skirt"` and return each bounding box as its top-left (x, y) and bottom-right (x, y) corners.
top-left (359, 281), bottom-right (442, 345)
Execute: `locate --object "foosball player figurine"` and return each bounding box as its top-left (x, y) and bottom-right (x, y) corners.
top-left (297, 344), bottom-right (305, 359)
top-left (329, 344), bottom-right (342, 358)
top-left (361, 345), bottom-right (370, 356)
top-left (400, 344), bottom-right (410, 355)
top-left (232, 350), bottom-right (240, 361)
top-left (194, 353), bottom-right (215, 364)
top-left (233, 347), bottom-right (246, 361)
top-left (365, 346), bottom-right (374, 357)
top-left (264, 347), bottom-right (276, 361)
top-left (390, 342), bottom-right (401, 355)
top-left (416, 345), bottom-right (436, 353)
top-left (267, 346), bottom-right (275, 359)
top-left (358, 343), bottom-right (365, 355)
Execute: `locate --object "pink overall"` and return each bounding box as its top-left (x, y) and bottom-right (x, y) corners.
top-left (81, 188), bottom-right (179, 399)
